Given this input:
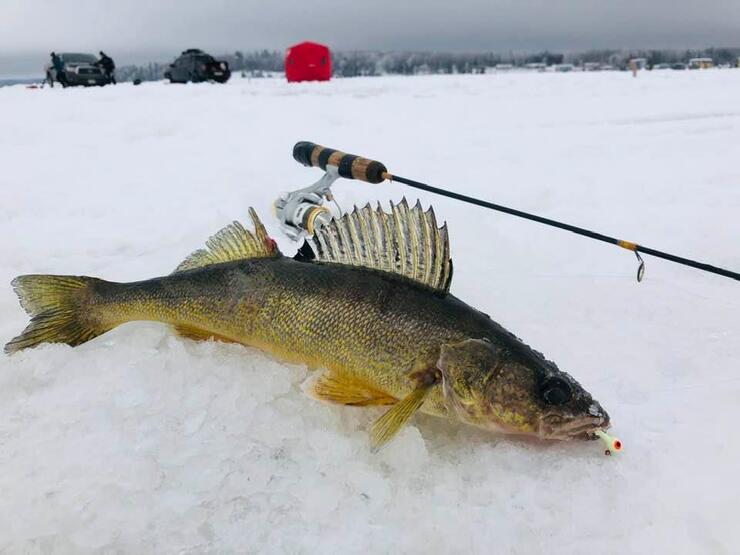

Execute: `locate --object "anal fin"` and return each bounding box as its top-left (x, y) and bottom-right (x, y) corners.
top-left (309, 369), bottom-right (397, 407)
top-left (173, 324), bottom-right (237, 344)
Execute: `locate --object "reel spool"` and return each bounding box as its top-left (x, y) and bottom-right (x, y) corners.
top-left (274, 166), bottom-right (338, 240)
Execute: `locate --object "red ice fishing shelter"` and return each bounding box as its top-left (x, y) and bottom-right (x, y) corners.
top-left (285, 41), bottom-right (331, 83)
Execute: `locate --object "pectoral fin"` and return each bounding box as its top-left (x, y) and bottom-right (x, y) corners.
top-left (369, 368), bottom-right (441, 451)
top-left (309, 369), bottom-right (397, 407)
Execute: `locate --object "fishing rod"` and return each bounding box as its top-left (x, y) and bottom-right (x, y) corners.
top-left (276, 140), bottom-right (739, 283)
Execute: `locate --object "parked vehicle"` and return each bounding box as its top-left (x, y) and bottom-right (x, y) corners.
top-left (45, 53), bottom-right (110, 87)
top-left (164, 49), bottom-right (231, 83)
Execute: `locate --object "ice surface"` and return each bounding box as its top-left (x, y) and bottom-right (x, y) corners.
top-left (0, 71), bottom-right (739, 553)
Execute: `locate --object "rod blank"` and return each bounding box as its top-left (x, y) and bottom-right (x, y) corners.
top-left (387, 173), bottom-right (739, 282)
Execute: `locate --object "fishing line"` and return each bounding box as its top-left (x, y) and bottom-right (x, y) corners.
top-left (290, 141), bottom-right (739, 283)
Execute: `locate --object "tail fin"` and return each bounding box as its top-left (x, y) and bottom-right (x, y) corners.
top-left (5, 275), bottom-right (109, 354)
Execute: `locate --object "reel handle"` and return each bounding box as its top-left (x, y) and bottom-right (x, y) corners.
top-left (293, 141), bottom-right (388, 184)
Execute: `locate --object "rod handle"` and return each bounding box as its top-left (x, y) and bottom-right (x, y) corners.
top-left (293, 141), bottom-right (388, 184)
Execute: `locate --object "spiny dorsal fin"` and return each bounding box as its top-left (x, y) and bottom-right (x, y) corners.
top-left (309, 199), bottom-right (453, 293)
top-left (173, 207), bottom-right (280, 273)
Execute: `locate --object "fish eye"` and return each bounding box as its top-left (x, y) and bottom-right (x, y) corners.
top-left (540, 377), bottom-right (572, 405)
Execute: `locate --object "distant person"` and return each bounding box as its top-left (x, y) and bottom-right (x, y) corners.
top-left (50, 52), bottom-right (66, 87)
top-left (97, 51), bottom-right (116, 84)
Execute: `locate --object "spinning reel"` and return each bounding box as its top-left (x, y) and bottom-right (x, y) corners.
top-left (273, 142), bottom-right (388, 240)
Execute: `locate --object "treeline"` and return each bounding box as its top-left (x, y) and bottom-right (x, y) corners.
top-left (117, 62), bottom-right (170, 83)
top-left (116, 47), bottom-right (740, 82)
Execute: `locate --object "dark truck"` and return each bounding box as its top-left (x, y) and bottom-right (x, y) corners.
top-left (45, 53), bottom-right (109, 87)
top-left (164, 49), bottom-right (231, 84)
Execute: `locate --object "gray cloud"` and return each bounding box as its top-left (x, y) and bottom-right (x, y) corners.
top-left (2, 0), bottom-right (739, 74)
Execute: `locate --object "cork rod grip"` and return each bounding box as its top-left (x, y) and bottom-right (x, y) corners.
top-left (293, 141), bottom-right (388, 184)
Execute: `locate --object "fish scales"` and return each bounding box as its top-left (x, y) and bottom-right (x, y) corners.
top-left (89, 258), bottom-right (488, 415)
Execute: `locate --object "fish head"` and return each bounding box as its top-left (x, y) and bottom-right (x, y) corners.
top-left (437, 338), bottom-right (609, 440)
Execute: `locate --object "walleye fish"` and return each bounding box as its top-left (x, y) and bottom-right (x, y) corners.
top-left (5, 200), bottom-right (610, 449)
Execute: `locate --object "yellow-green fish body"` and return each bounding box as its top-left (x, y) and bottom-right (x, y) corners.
top-left (6, 203), bottom-right (610, 448)
top-left (94, 258), bottom-right (490, 413)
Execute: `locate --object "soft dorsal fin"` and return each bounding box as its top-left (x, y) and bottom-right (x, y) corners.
top-left (173, 207), bottom-right (280, 273)
top-left (309, 199), bottom-right (453, 293)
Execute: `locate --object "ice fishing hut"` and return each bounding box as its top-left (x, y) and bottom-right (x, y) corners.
top-left (284, 41), bottom-right (331, 83)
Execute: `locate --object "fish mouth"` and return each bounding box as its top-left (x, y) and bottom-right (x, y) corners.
top-left (539, 403), bottom-right (610, 440)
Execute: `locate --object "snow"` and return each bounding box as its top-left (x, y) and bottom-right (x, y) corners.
top-left (1, 71), bottom-right (739, 553)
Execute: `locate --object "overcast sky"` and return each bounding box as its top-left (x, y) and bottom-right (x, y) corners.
top-left (2, 0), bottom-right (739, 75)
